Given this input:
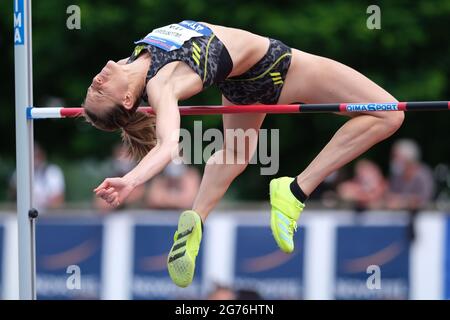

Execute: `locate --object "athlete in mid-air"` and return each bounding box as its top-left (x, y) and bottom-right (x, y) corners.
top-left (83, 20), bottom-right (404, 287)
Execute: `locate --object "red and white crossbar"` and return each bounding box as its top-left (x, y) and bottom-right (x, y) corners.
top-left (27, 101), bottom-right (450, 119)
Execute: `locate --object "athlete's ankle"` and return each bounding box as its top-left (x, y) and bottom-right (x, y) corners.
top-left (289, 177), bottom-right (309, 203)
top-left (191, 208), bottom-right (208, 224)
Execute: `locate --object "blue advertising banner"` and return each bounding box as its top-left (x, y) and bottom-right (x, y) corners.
top-left (36, 219), bottom-right (103, 299)
top-left (445, 216), bottom-right (450, 299)
top-left (0, 223), bottom-right (4, 299)
top-left (234, 226), bottom-right (305, 299)
top-left (335, 226), bottom-right (410, 300)
top-left (132, 225), bottom-right (203, 299)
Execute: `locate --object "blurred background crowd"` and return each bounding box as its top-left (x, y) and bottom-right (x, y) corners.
top-left (6, 143), bottom-right (202, 213)
top-left (4, 138), bottom-right (448, 215)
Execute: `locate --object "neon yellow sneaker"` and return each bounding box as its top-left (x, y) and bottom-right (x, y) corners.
top-left (269, 177), bottom-right (305, 253)
top-left (167, 210), bottom-right (203, 288)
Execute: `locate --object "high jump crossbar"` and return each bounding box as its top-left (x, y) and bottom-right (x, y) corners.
top-left (28, 101), bottom-right (450, 119)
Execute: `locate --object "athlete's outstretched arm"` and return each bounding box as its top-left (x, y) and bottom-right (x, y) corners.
top-left (121, 67), bottom-right (204, 188)
top-left (94, 85), bottom-right (180, 207)
top-left (122, 84), bottom-right (181, 187)
top-left (94, 67), bottom-right (203, 208)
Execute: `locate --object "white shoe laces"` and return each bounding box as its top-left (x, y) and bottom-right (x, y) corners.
top-left (289, 220), bottom-right (298, 235)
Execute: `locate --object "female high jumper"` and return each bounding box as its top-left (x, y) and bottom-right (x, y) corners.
top-left (83, 20), bottom-right (404, 287)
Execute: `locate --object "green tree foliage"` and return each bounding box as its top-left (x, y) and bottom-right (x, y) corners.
top-left (1, 0), bottom-right (449, 201)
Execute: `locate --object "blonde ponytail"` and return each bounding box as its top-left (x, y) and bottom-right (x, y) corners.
top-left (121, 112), bottom-right (157, 161)
top-left (83, 99), bottom-right (157, 162)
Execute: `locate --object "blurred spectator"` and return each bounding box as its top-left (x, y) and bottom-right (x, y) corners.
top-left (207, 283), bottom-right (263, 300)
top-left (9, 143), bottom-right (65, 212)
top-left (310, 170), bottom-right (347, 208)
top-left (337, 159), bottom-right (387, 211)
top-left (386, 139), bottom-right (435, 242)
top-left (434, 164), bottom-right (450, 211)
top-left (207, 284), bottom-right (236, 300)
top-left (386, 139), bottom-right (435, 210)
top-left (93, 144), bottom-right (145, 213)
top-left (145, 157), bottom-right (200, 209)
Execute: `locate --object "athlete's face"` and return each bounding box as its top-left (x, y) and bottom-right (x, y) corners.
top-left (85, 60), bottom-right (129, 111)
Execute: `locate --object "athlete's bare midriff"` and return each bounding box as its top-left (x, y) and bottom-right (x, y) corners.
top-left (200, 22), bottom-right (270, 77)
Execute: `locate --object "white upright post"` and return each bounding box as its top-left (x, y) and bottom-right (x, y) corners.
top-left (14, 0), bottom-right (36, 300)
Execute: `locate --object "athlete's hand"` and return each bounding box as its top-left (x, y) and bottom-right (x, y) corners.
top-left (93, 177), bottom-right (135, 208)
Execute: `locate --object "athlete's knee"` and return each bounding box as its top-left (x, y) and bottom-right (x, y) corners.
top-left (367, 110), bottom-right (404, 136)
top-left (384, 111), bottom-right (405, 134)
top-left (223, 147), bottom-right (252, 173)
top-left (205, 149), bottom-right (250, 173)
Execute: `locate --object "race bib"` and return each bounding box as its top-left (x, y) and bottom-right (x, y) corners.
top-left (135, 20), bottom-right (212, 52)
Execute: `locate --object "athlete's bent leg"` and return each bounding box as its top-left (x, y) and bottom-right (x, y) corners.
top-left (192, 97), bottom-right (266, 221)
top-left (280, 49), bottom-right (404, 196)
top-left (269, 49), bottom-right (404, 253)
top-left (168, 97), bottom-right (265, 287)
